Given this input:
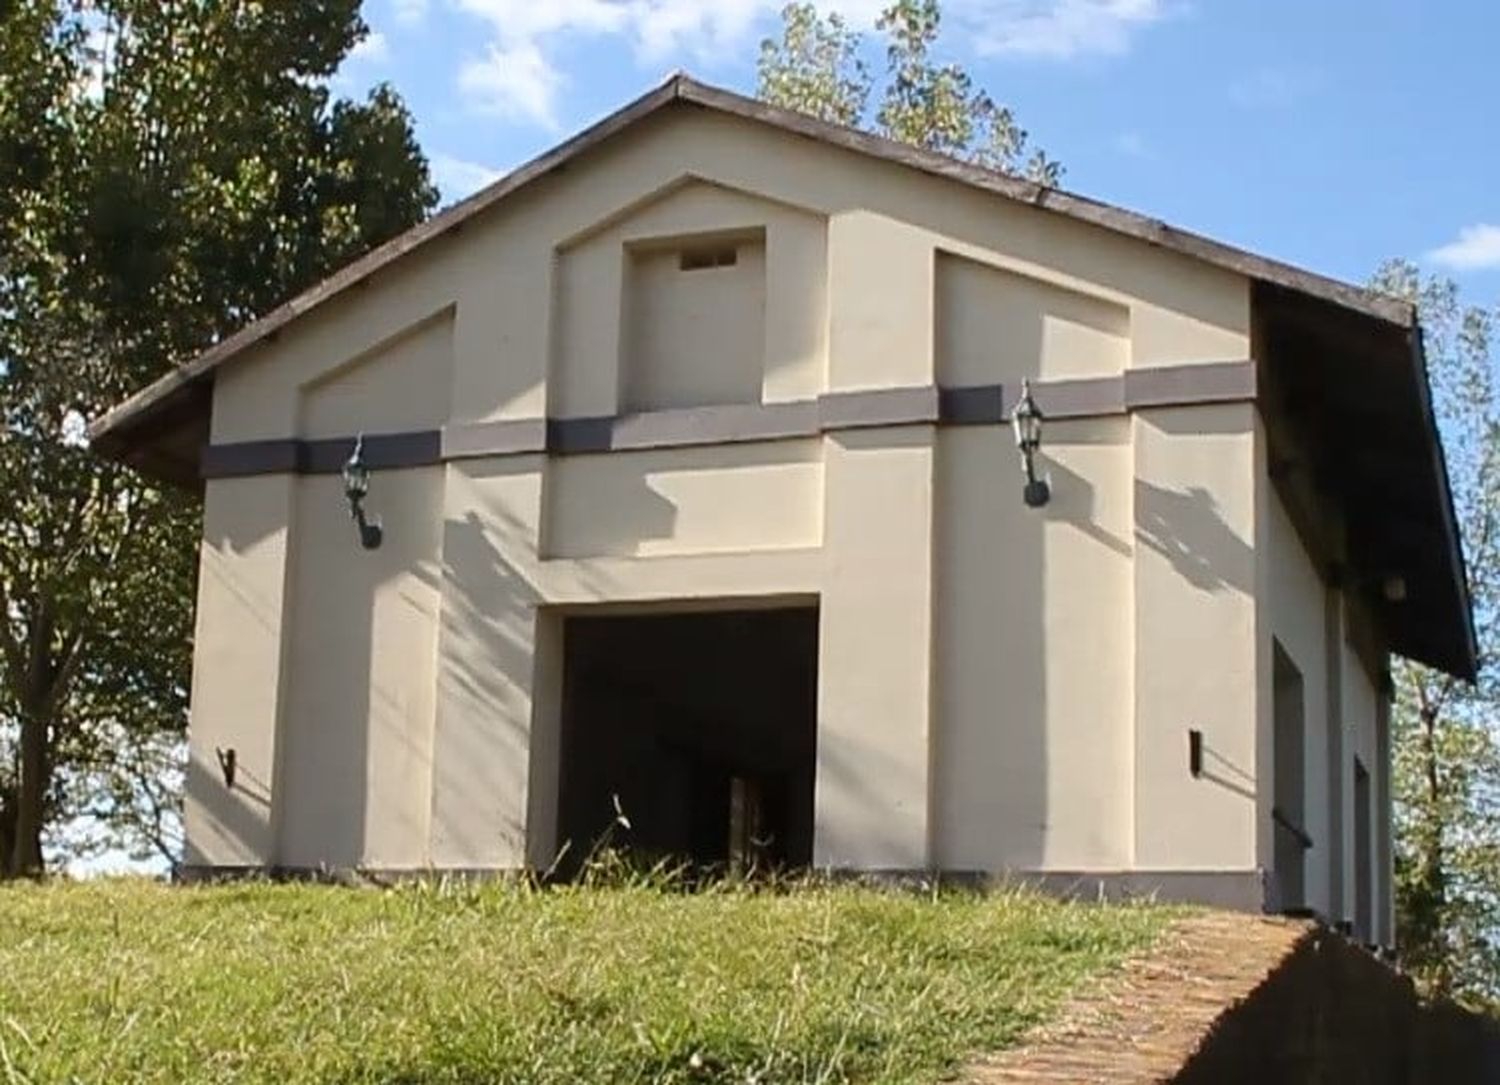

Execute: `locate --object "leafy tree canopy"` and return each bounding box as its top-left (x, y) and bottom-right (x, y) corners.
top-left (0, 0), bottom-right (437, 876)
top-left (1376, 259), bottom-right (1500, 1008)
top-left (758, 0), bottom-right (1062, 185)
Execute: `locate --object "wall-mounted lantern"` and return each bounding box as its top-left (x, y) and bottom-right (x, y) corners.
top-left (342, 434), bottom-right (383, 550)
top-left (1012, 378), bottom-right (1051, 508)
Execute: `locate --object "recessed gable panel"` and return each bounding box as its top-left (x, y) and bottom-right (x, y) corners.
top-left (935, 252), bottom-right (1129, 385)
top-left (550, 180), bottom-right (827, 419)
top-left (298, 312), bottom-right (455, 440)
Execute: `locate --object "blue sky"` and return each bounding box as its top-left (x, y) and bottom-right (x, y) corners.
top-left (337, 0), bottom-right (1499, 302)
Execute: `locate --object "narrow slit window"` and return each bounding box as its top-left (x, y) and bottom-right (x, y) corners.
top-left (679, 245), bottom-right (738, 271)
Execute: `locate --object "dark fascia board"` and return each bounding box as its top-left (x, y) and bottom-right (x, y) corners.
top-left (1409, 326), bottom-right (1479, 680)
top-left (89, 72), bottom-right (1417, 453)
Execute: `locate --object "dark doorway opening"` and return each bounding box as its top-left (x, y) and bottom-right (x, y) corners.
top-left (553, 604), bottom-right (818, 879)
top-left (1354, 757), bottom-right (1372, 942)
top-left (1272, 640), bottom-right (1308, 913)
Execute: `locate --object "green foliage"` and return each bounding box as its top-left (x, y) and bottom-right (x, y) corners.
top-left (757, 1), bottom-right (1062, 185)
top-left (756, 3), bottom-right (869, 127)
top-left (0, 1), bottom-right (437, 876)
top-left (1374, 259), bottom-right (1500, 1007)
top-left (0, 879), bottom-right (1169, 1082)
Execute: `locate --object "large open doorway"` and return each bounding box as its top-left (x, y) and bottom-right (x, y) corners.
top-left (553, 603), bottom-right (818, 879)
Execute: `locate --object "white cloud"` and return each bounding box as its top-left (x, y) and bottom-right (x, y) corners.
top-left (1427, 225), bottom-right (1500, 272)
top-left (967, 0), bottom-right (1167, 59)
top-left (459, 39), bottom-right (564, 128)
top-left (391, 0), bottom-right (432, 24)
top-left (448, 0), bottom-right (1164, 130)
top-left (348, 30), bottom-right (390, 63)
top-left (431, 152), bottom-right (507, 202)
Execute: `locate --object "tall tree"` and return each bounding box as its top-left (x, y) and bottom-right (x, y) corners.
top-left (0, 0), bottom-right (437, 877)
top-left (1375, 259), bottom-right (1500, 1007)
top-left (758, 0), bottom-right (1062, 185)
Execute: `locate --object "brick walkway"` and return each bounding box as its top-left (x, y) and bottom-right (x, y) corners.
top-left (962, 912), bottom-right (1311, 1083)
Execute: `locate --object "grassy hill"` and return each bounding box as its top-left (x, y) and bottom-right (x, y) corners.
top-left (0, 875), bottom-right (1170, 1084)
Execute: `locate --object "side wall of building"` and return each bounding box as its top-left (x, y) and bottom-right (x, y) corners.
top-left (1263, 474), bottom-right (1393, 942)
top-left (185, 106), bottom-right (1268, 895)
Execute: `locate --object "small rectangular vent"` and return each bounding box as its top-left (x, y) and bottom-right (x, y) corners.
top-left (679, 245), bottom-right (738, 271)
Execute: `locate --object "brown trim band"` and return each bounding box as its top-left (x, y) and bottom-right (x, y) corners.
top-left (201, 430), bottom-right (444, 479)
top-left (549, 400), bottom-right (821, 453)
top-left (200, 360), bottom-right (1256, 479)
top-left (819, 385), bottom-right (940, 429)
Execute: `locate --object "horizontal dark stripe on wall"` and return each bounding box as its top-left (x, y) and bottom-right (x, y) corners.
top-left (549, 400), bottom-right (821, 454)
top-left (819, 385), bottom-right (940, 429)
top-left (201, 430), bottom-right (444, 478)
top-left (200, 359), bottom-right (1257, 479)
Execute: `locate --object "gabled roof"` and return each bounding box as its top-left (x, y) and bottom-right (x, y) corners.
top-left (86, 72), bottom-right (1476, 679)
top-left (89, 72), bottom-right (1416, 454)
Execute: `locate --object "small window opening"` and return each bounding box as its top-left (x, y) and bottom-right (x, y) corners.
top-left (679, 245), bottom-right (738, 271)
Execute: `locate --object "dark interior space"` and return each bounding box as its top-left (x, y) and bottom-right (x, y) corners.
top-left (554, 605), bottom-right (818, 879)
top-left (1272, 640), bottom-right (1308, 913)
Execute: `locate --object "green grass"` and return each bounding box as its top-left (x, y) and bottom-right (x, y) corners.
top-left (0, 876), bottom-right (1171, 1084)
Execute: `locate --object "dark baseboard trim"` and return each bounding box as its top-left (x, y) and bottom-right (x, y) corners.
top-left (817, 868), bottom-right (1269, 911)
top-left (176, 863), bottom-right (1267, 910)
top-left (198, 360), bottom-right (1255, 479)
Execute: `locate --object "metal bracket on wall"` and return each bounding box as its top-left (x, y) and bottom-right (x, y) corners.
top-left (1188, 728), bottom-right (1204, 778)
top-left (215, 746), bottom-right (237, 789)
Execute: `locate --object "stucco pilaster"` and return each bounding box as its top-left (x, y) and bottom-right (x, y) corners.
top-left (183, 475), bottom-right (296, 866)
top-left (1131, 403), bottom-right (1262, 873)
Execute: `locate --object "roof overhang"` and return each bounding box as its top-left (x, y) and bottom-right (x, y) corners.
top-left (86, 73), bottom-right (1477, 678)
top-left (1256, 281), bottom-right (1477, 680)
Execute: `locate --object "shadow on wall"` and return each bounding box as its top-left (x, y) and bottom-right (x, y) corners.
top-left (275, 482), bottom-right (381, 870)
top-left (433, 464), bottom-right (627, 869)
top-left (929, 427), bottom-right (1051, 872)
top-left (183, 750), bottom-right (270, 867)
top-left (202, 480), bottom-right (286, 556)
top-left (1046, 456), bottom-right (1131, 559)
top-left (432, 505), bottom-right (548, 862)
top-left (1135, 481), bottom-right (1253, 595)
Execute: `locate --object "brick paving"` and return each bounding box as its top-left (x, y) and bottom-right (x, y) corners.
top-left (961, 912), bottom-right (1311, 1084)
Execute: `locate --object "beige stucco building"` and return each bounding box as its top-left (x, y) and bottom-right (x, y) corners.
top-left (93, 76), bottom-right (1474, 945)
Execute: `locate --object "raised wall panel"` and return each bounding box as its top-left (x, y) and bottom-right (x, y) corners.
top-left (298, 312), bottom-right (455, 439)
top-left (541, 440), bottom-right (824, 559)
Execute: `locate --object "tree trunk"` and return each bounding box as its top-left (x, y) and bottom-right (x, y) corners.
top-left (0, 787), bottom-right (15, 875)
top-left (5, 596), bottom-right (62, 880)
top-left (9, 708), bottom-right (47, 877)
top-left (1419, 705), bottom-right (1450, 999)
